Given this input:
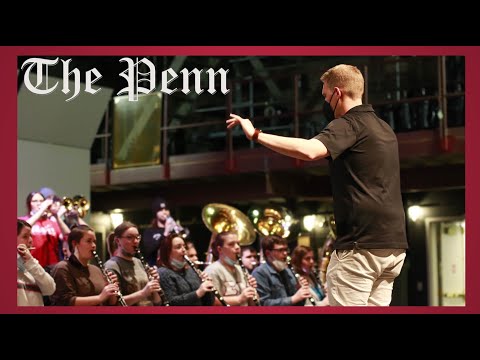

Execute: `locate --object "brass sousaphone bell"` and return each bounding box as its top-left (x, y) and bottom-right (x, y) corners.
top-left (248, 205), bottom-right (294, 239)
top-left (202, 203), bottom-right (256, 246)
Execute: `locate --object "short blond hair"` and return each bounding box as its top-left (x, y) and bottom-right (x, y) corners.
top-left (320, 64), bottom-right (364, 100)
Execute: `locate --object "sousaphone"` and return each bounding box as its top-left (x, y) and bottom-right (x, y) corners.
top-left (202, 203), bottom-right (256, 246)
top-left (248, 205), bottom-right (294, 239)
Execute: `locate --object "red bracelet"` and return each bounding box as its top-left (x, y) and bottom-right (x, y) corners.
top-left (252, 128), bottom-right (262, 142)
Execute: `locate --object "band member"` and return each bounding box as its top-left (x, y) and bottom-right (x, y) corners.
top-left (50, 225), bottom-right (119, 306)
top-left (17, 219), bottom-right (56, 306)
top-left (38, 187), bottom-right (73, 259)
top-left (185, 240), bottom-right (199, 263)
top-left (19, 191), bottom-right (64, 269)
top-left (240, 245), bottom-right (259, 274)
top-left (252, 235), bottom-right (311, 306)
top-left (142, 197), bottom-right (178, 266)
top-left (291, 245), bottom-right (329, 306)
top-left (204, 231), bottom-right (257, 306)
top-left (157, 233), bottom-right (215, 306)
top-left (105, 221), bottom-right (163, 306)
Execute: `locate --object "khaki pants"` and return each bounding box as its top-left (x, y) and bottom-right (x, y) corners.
top-left (326, 248), bottom-right (406, 306)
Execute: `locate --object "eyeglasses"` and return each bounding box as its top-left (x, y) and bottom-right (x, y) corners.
top-left (272, 247), bottom-right (290, 254)
top-left (120, 235), bottom-right (141, 241)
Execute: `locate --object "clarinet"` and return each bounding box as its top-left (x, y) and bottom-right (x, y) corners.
top-left (135, 249), bottom-right (170, 306)
top-left (92, 250), bottom-right (128, 307)
top-left (236, 254), bottom-right (260, 306)
top-left (286, 256), bottom-right (316, 306)
top-left (183, 255), bottom-right (230, 307)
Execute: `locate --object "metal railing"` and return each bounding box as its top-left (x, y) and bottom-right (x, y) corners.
top-left (91, 56), bottom-right (464, 175)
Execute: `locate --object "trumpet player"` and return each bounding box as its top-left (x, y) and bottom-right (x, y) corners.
top-left (17, 220), bottom-right (56, 306)
top-left (19, 191), bottom-right (65, 269)
top-left (39, 188), bottom-right (90, 260)
top-left (252, 235), bottom-right (311, 306)
top-left (49, 225), bottom-right (120, 306)
top-left (142, 197), bottom-right (180, 266)
top-left (105, 222), bottom-right (163, 306)
top-left (157, 233), bottom-right (215, 306)
top-left (204, 231), bottom-right (258, 306)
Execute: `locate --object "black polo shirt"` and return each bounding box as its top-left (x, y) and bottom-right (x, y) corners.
top-left (314, 104), bottom-right (408, 250)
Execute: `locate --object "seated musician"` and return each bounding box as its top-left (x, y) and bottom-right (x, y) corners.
top-left (291, 245), bottom-right (329, 306)
top-left (157, 233), bottom-right (215, 306)
top-left (252, 235), bottom-right (311, 306)
top-left (204, 231), bottom-right (257, 306)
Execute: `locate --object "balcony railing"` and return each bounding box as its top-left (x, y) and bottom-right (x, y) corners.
top-left (91, 56), bottom-right (465, 187)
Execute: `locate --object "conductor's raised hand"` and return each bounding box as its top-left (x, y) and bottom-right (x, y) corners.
top-left (226, 113), bottom-right (255, 139)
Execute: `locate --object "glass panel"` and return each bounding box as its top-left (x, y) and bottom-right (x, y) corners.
top-left (112, 93), bottom-right (162, 169)
top-left (427, 218), bottom-right (465, 306)
top-left (438, 221), bottom-right (465, 306)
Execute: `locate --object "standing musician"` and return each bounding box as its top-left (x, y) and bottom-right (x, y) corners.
top-left (204, 231), bottom-right (258, 306)
top-left (38, 187), bottom-right (73, 259)
top-left (157, 233), bottom-right (215, 306)
top-left (105, 222), bottom-right (163, 306)
top-left (19, 191), bottom-right (65, 269)
top-left (17, 219), bottom-right (56, 306)
top-left (49, 225), bottom-right (120, 306)
top-left (142, 197), bottom-right (178, 266)
top-left (291, 245), bottom-right (329, 306)
top-left (252, 235), bottom-right (311, 306)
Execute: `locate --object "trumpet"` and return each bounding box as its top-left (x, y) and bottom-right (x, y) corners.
top-left (184, 255), bottom-right (230, 307)
top-left (166, 216), bottom-right (190, 238)
top-left (237, 254), bottom-right (260, 306)
top-left (286, 256), bottom-right (316, 306)
top-left (135, 248), bottom-right (170, 306)
top-left (63, 195), bottom-right (90, 218)
top-left (92, 250), bottom-right (127, 307)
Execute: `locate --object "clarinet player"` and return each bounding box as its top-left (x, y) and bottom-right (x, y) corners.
top-left (157, 233), bottom-right (215, 306)
top-left (252, 235), bottom-right (311, 306)
top-left (50, 225), bottom-right (120, 306)
top-left (17, 219), bottom-right (56, 306)
top-left (291, 245), bottom-right (329, 306)
top-left (105, 222), bottom-right (163, 306)
top-left (204, 231), bottom-right (258, 306)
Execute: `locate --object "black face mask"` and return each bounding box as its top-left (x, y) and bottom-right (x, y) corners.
top-left (323, 90), bottom-right (339, 122)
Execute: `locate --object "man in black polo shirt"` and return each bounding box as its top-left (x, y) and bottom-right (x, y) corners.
top-left (226, 64), bottom-right (408, 306)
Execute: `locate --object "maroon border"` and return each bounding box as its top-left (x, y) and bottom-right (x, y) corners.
top-left (3, 46), bottom-right (478, 314)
